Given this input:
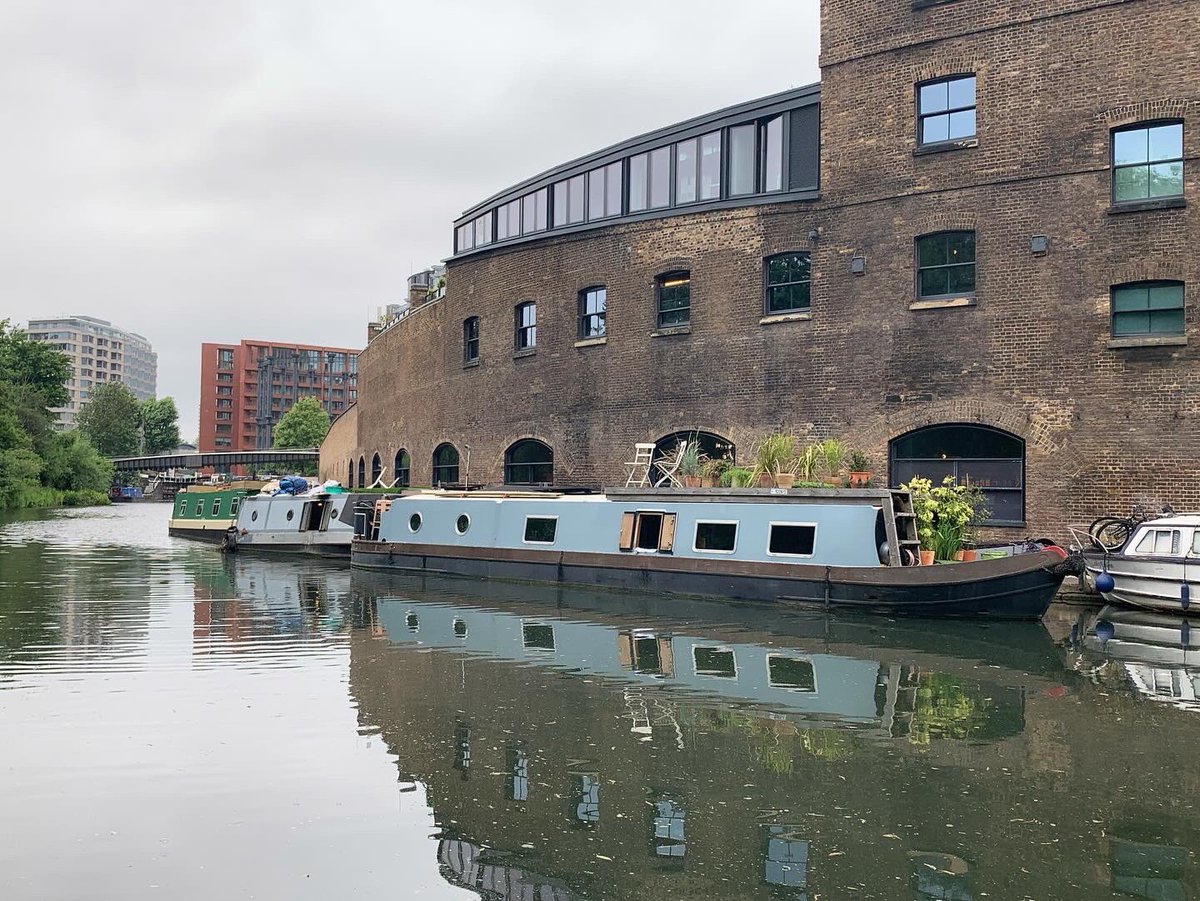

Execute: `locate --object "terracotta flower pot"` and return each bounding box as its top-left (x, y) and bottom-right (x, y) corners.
top-left (848, 471), bottom-right (872, 488)
top-left (919, 549), bottom-right (936, 566)
top-left (775, 473), bottom-right (796, 489)
top-left (700, 476), bottom-right (715, 488)
top-left (683, 475), bottom-right (701, 488)
top-left (758, 473), bottom-right (774, 488)
top-left (961, 548), bottom-right (978, 562)
top-left (953, 549), bottom-right (966, 562)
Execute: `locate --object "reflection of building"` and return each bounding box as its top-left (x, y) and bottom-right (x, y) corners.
top-left (198, 340), bottom-right (359, 452)
top-left (26, 315), bottom-right (157, 429)
top-left (321, 0), bottom-right (1200, 537)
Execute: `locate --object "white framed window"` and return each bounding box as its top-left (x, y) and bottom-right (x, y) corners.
top-left (767, 522), bottom-right (818, 557)
top-left (523, 516), bottom-right (558, 544)
top-left (694, 520), bottom-right (738, 554)
top-left (766, 654), bottom-right (817, 693)
top-left (693, 646), bottom-right (737, 679)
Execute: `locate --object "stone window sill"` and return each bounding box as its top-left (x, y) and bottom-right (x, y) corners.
top-left (913, 0), bottom-right (962, 7)
top-left (1108, 197), bottom-right (1186, 215)
top-left (1107, 335), bottom-right (1187, 349)
top-left (913, 139), bottom-right (978, 157)
top-left (574, 336), bottom-right (607, 348)
top-left (760, 311), bottom-right (813, 325)
top-left (463, 358), bottom-right (481, 369)
top-left (909, 296), bottom-right (976, 311)
top-left (651, 325), bottom-right (692, 338)
top-left (513, 347), bottom-right (537, 359)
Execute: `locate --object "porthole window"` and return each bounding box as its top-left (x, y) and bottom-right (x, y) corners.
top-left (286, 510), bottom-right (295, 521)
top-left (330, 508), bottom-right (339, 518)
top-left (251, 510), bottom-right (258, 522)
top-left (456, 514), bottom-right (470, 534)
top-left (409, 512), bottom-right (422, 532)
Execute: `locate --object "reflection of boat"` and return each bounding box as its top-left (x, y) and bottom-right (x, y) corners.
top-left (1080, 606), bottom-right (1200, 711)
top-left (1082, 512), bottom-right (1200, 613)
top-left (352, 488), bottom-right (1078, 619)
top-left (357, 570), bottom-right (1046, 738)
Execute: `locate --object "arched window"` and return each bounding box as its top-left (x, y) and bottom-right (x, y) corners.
top-left (505, 439), bottom-right (553, 485)
top-left (357, 456), bottom-right (366, 489)
top-left (653, 431), bottom-right (735, 483)
top-left (889, 424), bottom-right (1024, 525)
top-left (371, 453), bottom-right (382, 486)
top-left (432, 443), bottom-right (460, 486)
top-left (347, 457), bottom-right (354, 488)
top-left (394, 449), bottom-right (411, 488)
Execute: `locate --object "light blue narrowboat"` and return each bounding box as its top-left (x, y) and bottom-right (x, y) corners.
top-left (351, 487), bottom-right (1079, 619)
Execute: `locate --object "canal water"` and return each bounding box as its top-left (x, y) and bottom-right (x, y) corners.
top-left (1, 505), bottom-right (1197, 900)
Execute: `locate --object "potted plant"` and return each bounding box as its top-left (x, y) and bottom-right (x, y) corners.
top-left (724, 466), bottom-right (756, 488)
top-left (846, 450), bottom-right (872, 488)
top-left (795, 443), bottom-right (820, 484)
top-left (959, 486), bottom-right (990, 562)
top-left (700, 456), bottom-right (730, 488)
top-left (751, 433), bottom-right (797, 488)
top-left (818, 438), bottom-right (847, 487)
top-left (678, 442), bottom-right (704, 488)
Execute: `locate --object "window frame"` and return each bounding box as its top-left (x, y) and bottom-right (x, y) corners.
top-left (766, 521), bottom-right (818, 558)
top-left (514, 301), bottom-right (537, 351)
top-left (578, 285), bottom-right (607, 339)
top-left (463, 316), bottom-right (481, 363)
top-left (915, 231), bottom-right (977, 300)
top-left (1111, 120), bottom-right (1185, 205)
top-left (916, 74), bottom-right (977, 147)
top-left (523, 515), bottom-right (559, 545)
top-left (432, 443), bottom-right (460, 486)
top-left (764, 252), bottom-right (812, 315)
top-left (693, 520), bottom-right (739, 555)
top-left (693, 646), bottom-right (738, 680)
top-left (394, 449), bottom-right (411, 488)
top-left (655, 272), bottom-right (692, 329)
top-left (765, 653), bottom-right (818, 693)
top-left (505, 439), bottom-right (553, 485)
top-left (1110, 280), bottom-right (1185, 339)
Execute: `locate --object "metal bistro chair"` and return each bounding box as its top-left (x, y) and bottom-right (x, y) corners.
top-left (653, 441), bottom-right (688, 488)
top-left (624, 443), bottom-right (656, 488)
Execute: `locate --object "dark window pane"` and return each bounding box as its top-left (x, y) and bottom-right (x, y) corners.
top-left (918, 236), bottom-right (947, 267)
top-left (658, 307), bottom-right (689, 327)
top-left (768, 656), bottom-right (816, 691)
top-left (920, 268), bottom-right (949, 297)
top-left (1148, 284), bottom-right (1183, 310)
top-left (1113, 286), bottom-right (1149, 312)
top-left (1151, 309), bottom-right (1185, 335)
top-left (947, 263), bottom-right (976, 294)
top-left (524, 517), bottom-right (557, 543)
top-left (769, 524), bottom-right (816, 556)
top-left (1113, 311), bottom-right (1151, 336)
top-left (523, 623), bottom-right (555, 650)
top-left (695, 521), bottom-right (736, 552)
top-left (729, 124), bottom-right (756, 196)
top-left (694, 647), bottom-right (736, 678)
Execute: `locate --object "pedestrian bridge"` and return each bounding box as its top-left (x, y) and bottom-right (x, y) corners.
top-left (110, 449), bottom-right (319, 472)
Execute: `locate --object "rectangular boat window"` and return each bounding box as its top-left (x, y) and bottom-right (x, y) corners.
top-left (695, 521), bottom-right (737, 553)
top-left (636, 513), bottom-right (663, 550)
top-left (212, 499), bottom-right (222, 517)
top-left (524, 516), bottom-right (558, 544)
top-left (178, 499), bottom-right (188, 516)
top-left (1137, 529), bottom-right (1181, 555)
top-left (767, 655), bottom-right (816, 692)
top-left (693, 646), bottom-right (737, 679)
top-left (768, 523), bottom-right (816, 557)
top-left (1193, 531), bottom-right (1200, 555)
top-left (230, 498), bottom-right (240, 516)
top-left (522, 622), bottom-right (556, 651)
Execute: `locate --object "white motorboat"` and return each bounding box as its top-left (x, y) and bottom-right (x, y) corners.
top-left (1081, 510), bottom-right (1200, 614)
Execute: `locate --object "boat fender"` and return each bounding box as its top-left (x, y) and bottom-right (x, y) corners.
top-left (1095, 571), bottom-right (1116, 593)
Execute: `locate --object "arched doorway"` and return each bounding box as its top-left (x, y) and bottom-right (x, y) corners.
top-left (653, 431), bottom-right (735, 483)
top-left (371, 453), bottom-right (382, 486)
top-left (504, 439), bottom-right (554, 485)
top-left (347, 457), bottom-right (354, 488)
top-left (394, 449), bottom-right (410, 488)
top-left (432, 443), bottom-right (460, 486)
top-left (357, 455), bottom-right (366, 489)
top-left (889, 424), bottom-right (1025, 525)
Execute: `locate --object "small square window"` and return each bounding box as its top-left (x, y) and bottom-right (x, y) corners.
top-left (917, 75), bottom-right (976, 146)
top-left (765, 253), bottom-right (812, 314)
top-left (1112, 121), bottom-right (1184, 203)
top-left (656, 272), bottom-right (691, 329)
top-left (1111, 281), bottom-right (1185, 337)
top-left (579, 286), bottom-right (607, 338)
top-left (916, 232), bottom-right (976, 299)
top-left (515, 302), bottom-right (537, 350)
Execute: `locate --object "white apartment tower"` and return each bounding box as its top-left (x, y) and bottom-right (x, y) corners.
top-left (25, 316), bottom-right (158, 429)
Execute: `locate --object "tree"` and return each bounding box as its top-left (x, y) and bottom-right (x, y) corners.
top-left (273, 396), bottom-right (330, 448)
top-left (140, 397), bottom-right (181, 455)
top-left (42, 431), bottom-right (113, 492)
top-left (0, 320), bottom-right (71, 408)
top-left (77, 382), bottom-right (141, 456)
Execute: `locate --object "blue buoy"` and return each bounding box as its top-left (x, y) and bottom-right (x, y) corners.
top-left (1095, 620), bottom-right (1115, 643)
top-left (1096, 571), bottom-right (1115, 594)
top-left (1182, 583), bottom-right (1191, 610)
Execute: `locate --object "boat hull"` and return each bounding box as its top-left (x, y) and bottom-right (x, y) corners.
top-left (352, 540), bottom-right (1071, 619)
top-left (1082, 553), bottom-right (1199, 614)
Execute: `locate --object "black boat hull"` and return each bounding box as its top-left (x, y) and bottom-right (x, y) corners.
top-left (351, 540), bottom-right (1072, 620)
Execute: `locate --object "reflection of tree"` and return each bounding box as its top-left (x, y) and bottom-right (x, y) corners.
top-left (697, 708), bottom-right (862, 774)
top-left (897, 670), bottom-right (1020, 746)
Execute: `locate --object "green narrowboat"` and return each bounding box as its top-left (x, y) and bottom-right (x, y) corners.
top-left (169, 483), bottom-right (264, 542)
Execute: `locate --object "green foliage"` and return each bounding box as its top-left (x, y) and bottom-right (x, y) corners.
top-left (902, 476), bottom-right (991, 555)
top-left (723, 466), bottom-right (756, 488)
top-left (273, 397), bottom-right (330, 449)
top-left (140, 397), bottom-right (181, 455)
top-left (677, 440), bottom-right (704, 477)
top-left (62, 489), bottom-right (111, 507)
top-left (77, 382), bottom-right (142, 456)
top-left (818, 438), bottom-right (848, 479)
top-left (42, 431), bottom-right (114, 492)
top-left (0, 320), bottom-right (71, 408)
top-left (847, 449), bottom-right (871, 472)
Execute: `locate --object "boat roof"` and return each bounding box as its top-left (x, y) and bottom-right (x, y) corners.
top-left (1133, 514), bottom-right (1200, 528)
top-left (396, 487), bottom-right (900, 504)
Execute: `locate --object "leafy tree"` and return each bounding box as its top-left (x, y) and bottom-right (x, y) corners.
top-left (77, 382), bottom-right (141, 456)
top-left (140, 397), bottom-right (181, 455)
top-left (273, 396), bottom-right (330, 448)
top-left (42, 431), bottom-right (113, 492)
top-left (0, 447), bottom-right (44, 506)
top-left (0, 320), bottom-right (70, 407)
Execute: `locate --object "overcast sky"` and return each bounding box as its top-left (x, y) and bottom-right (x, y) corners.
top-left (0, 0), bottom-right (821, 438)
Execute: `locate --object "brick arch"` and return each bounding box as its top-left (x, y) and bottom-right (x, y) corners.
top-left (490, 434), bottom-right (566, 483)
top-left (1097, 100), bottom-right (1193, 128)
top-left (911, 212), bottom-right (978, 237)
top-left (911, 58), bottom-right (986, 88)
top-left (1110, 263), bottom-right (1188, 286)
top-left (646, 258), bottom-right (694, 280)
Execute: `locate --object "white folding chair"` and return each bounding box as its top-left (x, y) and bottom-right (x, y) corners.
top-left (624, 443), bottom-right (655, 487)
top-left (653, 442), bottom-right (688, 488)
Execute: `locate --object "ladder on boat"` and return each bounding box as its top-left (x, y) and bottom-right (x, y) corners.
top-left (887, 490), bottom-right (922, 566)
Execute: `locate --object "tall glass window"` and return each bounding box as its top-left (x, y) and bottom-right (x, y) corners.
top-left (496, 199), bottom-right (521, 240)
top-left (762, 116), bottom-right (784, 191)
top-left (456, 223), bottom-right (473, 252)
top-left (473, 213), bottom-right (491, 247)
top-left (463, 317), bottom-right (480, 363)
top-left (515, 302), bottom-right (537, 350)
top-left (649, 147), bottom-right (670, 209)
top-left (918, 75), bottom-right (977, 145)
top-left (916, 231), bottom-right (976, 299)
top-left (393, 449), bottom-right (410, 487)
top-left (676, 138), bottom-right (698, 204)
top-left (521, 188), bottom-right (548, 234)
top-left (587, 161), bottom-right (622, 221)
top-left (1111, 281), bottom-right (1185, 337)
top-left (504, 439), bottom-right (553, 484)
top-left (432, 443), bottom-right (460, 486)
top-left (553, 174), bottom-right (586, 226)
top-left (656, 272), bottom-right (691, 328)
top-left (729, 123), bottom-right (756, 196)
top-left (700, 131), bottom-right (721, 200)
top-left (765, 253), bottom-right (812, 314)
top-left (1113, 122), bottom-right (1184, 203)
top-left (579, 286), bottom-right (606, 338)
top-left (629, 153), bottom-right (648, 212)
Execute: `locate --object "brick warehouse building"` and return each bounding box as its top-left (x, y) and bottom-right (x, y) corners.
top-left (321, 0), bottom-right (1199, 538)
top-left (199, 340), bottom-right (359, 452)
